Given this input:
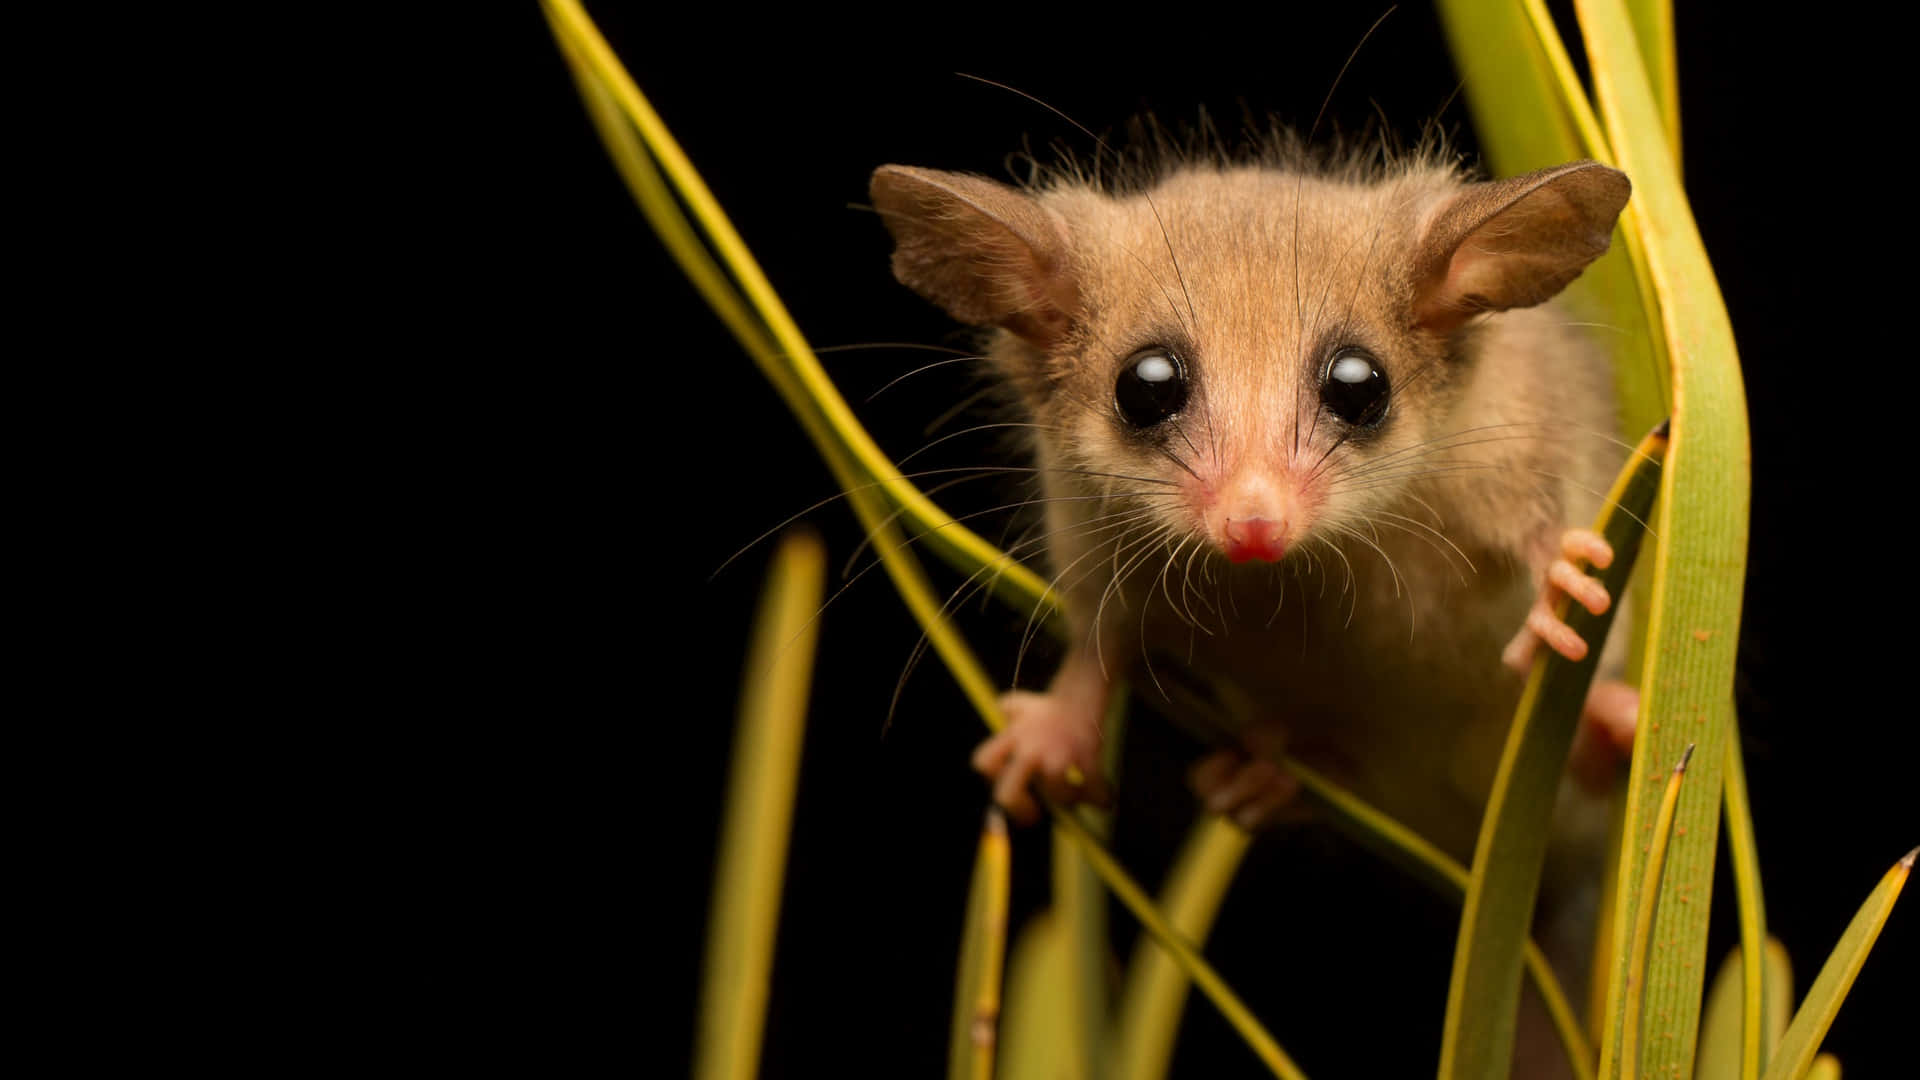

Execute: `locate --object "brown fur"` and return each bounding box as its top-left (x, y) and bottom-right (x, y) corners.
top-left (873, 151), bottom-right (1628, 859)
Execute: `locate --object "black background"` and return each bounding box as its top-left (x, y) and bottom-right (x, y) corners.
top-left (500, 4), bottom-right (1910, 1075)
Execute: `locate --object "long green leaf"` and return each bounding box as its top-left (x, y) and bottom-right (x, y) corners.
top-left (1760, 850), bottom-right (1914, 1080)
top-left (1574, 2), bottom-right (1751, 1075)
top-left (1049, 692), bottom-right (1130, 1080)
top-left (1621, 745), bottom-right (1693, 1076)
top-left (1438, 423), bottom-right (1667, 1080)
top-left (539, 0), bottom-right (1049, 615)
top-left (999, 913), bottom-right (1076, 1080)
top-left (694, 531), bottom-right (825, 1080)
top-left (1588, 781), bottom-right (1628, 1047)
top-left (1113, 816), bottom-right (1254, 1080)
top-left (1051, 807), bottom-right (1309, 1080)
top-left (1721, 718), bottom-right (1770, 1080)
top-left (951, 810), bottom-right (1013, 1080)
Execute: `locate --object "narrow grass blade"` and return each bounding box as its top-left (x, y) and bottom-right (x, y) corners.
top-left (1050, 691), bottom-right (1129, 1080)
top-left (1761, 939), bottom-right (1795, 1065)
top-left (1113, 815), bottom-right (1254, 1080)
top-left (1721, 718), bottom-right (1770, 1080)
top-left (1588, 782), bottom-right (1628, 1046)
top-left (951, 809), bottom-right (1014, 1080)
top-left (694, 531), bottom-right (826, 1080)
top-left (1043, 833), bottom-right (1102, 1080)
top-left (1697, 939), bottom-right (1792, 1080)
top-left (1760, 849), bottom-right (1914, 1080)
top-left (547, 12), bottom-right (1015, 730)
top-left (999, 913), bottom-right (1075, 1080)
top-left (1051, 807), bottom-right (1308, 1080)
top-left (540, 0), bottom-right (1050, 613)
top-left (1437, 422), bottom-right (1667, 1080)
top-left (1621, 745), bottom-right (1694, 1077)
top-left (1572, 3), bottom-right (1752, 1076)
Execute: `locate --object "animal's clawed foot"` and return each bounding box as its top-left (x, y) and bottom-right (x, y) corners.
top-left (1188, 748), bottom-right (1302, 830)
top-left (972, 690), bottom-right (1109, 825)
top-left (1503, 527), bottom-right (1615, 672)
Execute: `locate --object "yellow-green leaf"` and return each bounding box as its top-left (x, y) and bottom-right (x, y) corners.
top-left (951, 809), bottom-right (1013, 1080)
top-left (1760, 850), bottom-right (1913, 1080)
top-left (999, 913), bottom-right (1076, 1080)
top-left (694, 530), bottom-right (825, 1080)
top-left (1438, 423), bottom-right (1667, 1080)
top-left (1113, 815), bottom-right (1253, 1080)
top-left (1721, 718), bottom-right (1771, 1080)
top-left (1621, 745), bottom-right (1694, 1076)
top-left (1569, 1), bottom-right (1751, 1074)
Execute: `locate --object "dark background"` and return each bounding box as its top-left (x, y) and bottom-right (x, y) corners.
top-left (502, 4), bottom-right (1909, 1075)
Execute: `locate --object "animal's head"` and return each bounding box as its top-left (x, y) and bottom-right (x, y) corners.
top-left (871, 156), bottom-right (1628, 564)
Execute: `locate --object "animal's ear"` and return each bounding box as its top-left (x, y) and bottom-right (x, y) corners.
top-left (870, 165), bottom-right (1080, 347)
top-left (1411, 161), bottom-right (1630, 333)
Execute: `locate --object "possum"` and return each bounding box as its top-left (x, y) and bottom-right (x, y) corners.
top-left (869, 142), bottom-right (1638, 865)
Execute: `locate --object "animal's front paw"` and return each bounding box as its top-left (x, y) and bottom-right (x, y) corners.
top-left (1188, 748), bottom-right (1303, 830)
top-left (1503, 527), bottom-right (1616, 673)
top-left (972, 690), bottom-right (1109, 825)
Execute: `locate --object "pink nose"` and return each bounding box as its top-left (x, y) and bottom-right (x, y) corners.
top-left (1223, 517), bottom-right (1287, 563)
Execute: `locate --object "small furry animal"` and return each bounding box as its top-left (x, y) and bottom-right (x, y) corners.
top-left (870, 140), bottom-right (1638, 861)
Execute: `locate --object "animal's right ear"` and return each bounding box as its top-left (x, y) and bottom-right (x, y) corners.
top-left (870, 165), bottom-right (1080, 348)
top-left (1411, 160), bottom-right (1630, 333)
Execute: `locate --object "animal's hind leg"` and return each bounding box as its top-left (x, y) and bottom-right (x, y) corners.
top-left (1188, 747), bottom-right (1305, 829)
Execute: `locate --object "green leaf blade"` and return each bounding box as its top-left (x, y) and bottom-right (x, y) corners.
top-left (1113, 816), bottom-right (1254, 1080)
top-left (695, 531), bottom-right (826, 1080)
top-left (1438, 424), bottom-right (1668, 1080)
top-left (1568, 2), bottom-right (1752, 1076)
top-left (951, 810), bottom-right (1014, 1080)
top-left (1761, 850), bottom-right (1913, 1080)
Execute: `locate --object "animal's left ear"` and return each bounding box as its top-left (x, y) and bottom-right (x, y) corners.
top-left (1411, 161), bottom-right (1630, 333)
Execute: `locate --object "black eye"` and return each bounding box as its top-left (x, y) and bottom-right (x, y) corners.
top-left (1320, 347), bottom-right (1389, 428)
top-left (1115, 348), bottom-right (1189, 428)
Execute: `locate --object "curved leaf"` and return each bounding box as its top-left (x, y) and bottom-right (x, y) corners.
top-left (1721, 720), bottom-right (1771, 1080)
top-left (694, 531), bottom-right (825, 1080)
top-left (1569, 3), bottom-right (1751, 1076)
top-left (1113, 816), bottom-right (1253, 1080)
top-left (1438, 423), bottom-right (1667, 1080)
top-left (1761, 850), bottom-right (1913, 1080)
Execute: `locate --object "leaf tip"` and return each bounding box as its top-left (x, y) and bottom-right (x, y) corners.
top-left (1676, 742), bottom-right (1696, 773)
top-left (1652, 416), bottom-right (1671, 439)
top-left (986, 806), bottom-right (1008, 837)
top-left (1901, 846), bottom-right (1916, 871)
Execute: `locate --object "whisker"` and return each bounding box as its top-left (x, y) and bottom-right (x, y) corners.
top-left (895, 421), bottom-right (1059, 468)
top-left (863, 356), bottom-right (983, 402)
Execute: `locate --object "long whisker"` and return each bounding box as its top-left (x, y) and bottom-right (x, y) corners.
top-left (896, 421), bottom-right (1061, 468)
top-left (863, 356), bottom-right (984, 402)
